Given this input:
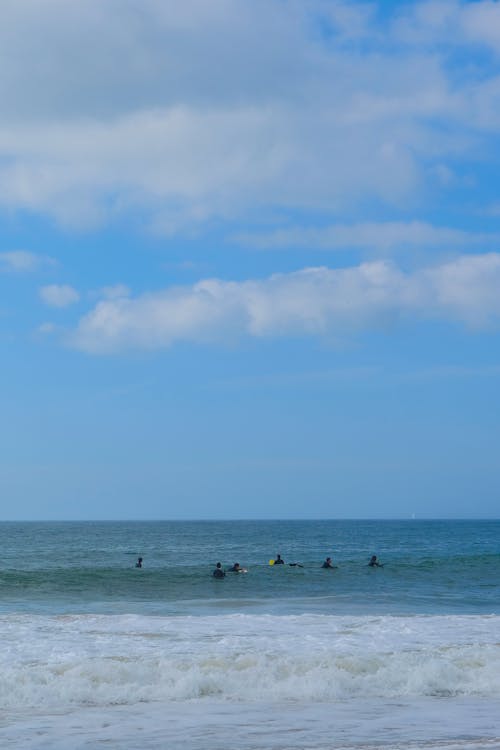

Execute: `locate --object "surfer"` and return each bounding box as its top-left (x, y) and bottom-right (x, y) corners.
top-left (135, 557), bottom-right (143, 568)
top-left (321, 557), bottom-right (337, 569)
top-left (368, 555), bottom-right (383, 567)
top-left (213, 562), bottom-right (225, 578)
top-left (273, 554), bottom-right (285, 565)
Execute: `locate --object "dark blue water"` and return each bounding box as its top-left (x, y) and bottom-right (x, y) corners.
top-left (0, 519), bottom-right (498, 615)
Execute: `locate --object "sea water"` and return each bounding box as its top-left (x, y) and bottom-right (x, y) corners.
top-left (0, 519), bottom-right (499, 749)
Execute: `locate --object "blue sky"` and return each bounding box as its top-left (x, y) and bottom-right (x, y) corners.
top-left (1, 0), bottom-right (500, 519)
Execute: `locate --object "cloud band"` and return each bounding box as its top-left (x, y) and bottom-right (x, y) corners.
top-left (69, 253), bottom-right (500, 353)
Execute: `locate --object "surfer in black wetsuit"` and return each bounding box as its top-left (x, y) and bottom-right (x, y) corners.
top-left (213, 562), bottom-right (225, 578)
top-left (368, 555), bottom-right (383, 567)
top-left (321, 557), bottom-right (337, 569)
top-left (274, 554), bottom-right (285, 565)
top-left (135, 557), bottom-right (143, 568)
top-left (228, 562), bottom-right (241, 572)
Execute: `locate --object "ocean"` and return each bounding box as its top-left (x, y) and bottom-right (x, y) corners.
top-left (0, 519), bottom-right (499, 749)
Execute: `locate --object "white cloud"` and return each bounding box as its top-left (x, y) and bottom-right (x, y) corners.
top-left (234, 221), bottom-right (500, 252)
top-left (0, 103), bottom-right (426, 229)
top-left (391, 1), bottom-right (461, 44)
top-left (0, 250), bottom-right (55, 272)
top-left (69, 253), bottom-right (500, 354)
top-left (0, 0), bottom-right (314, 119)
top-left (460, 1), bottom-right (500, 50)
top-left (0, 1), bottom-right (497, 230)
top-left (319, 1), bottom-right (377, 41)
top-left (39, 284), bottom-right (80, 308)
top-left (421, 253), bottom-right (500, 326)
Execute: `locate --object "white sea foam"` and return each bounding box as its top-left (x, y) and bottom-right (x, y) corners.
top-left (0, 613), bottom-right (499, 710)
top-left (1, 614), bottom-right (499, 749)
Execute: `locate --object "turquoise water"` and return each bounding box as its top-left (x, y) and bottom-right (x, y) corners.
top-left (1, 519), bottom-right (499, 615)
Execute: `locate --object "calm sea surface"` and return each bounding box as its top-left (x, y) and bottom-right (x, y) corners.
top-left (0, 520), bottom-right (499, 749)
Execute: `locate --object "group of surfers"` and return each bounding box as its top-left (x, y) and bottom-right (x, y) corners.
top-left (134, 554), bottom-right (383, 576)
top-left (212, 554), bottom-right (383, 578)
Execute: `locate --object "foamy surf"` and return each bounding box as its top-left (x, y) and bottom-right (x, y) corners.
top-left (1, 613), bottom-right (499, 708)
top-left (0, 613), bottom-right (499, 748)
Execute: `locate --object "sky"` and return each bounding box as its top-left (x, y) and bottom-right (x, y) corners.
top-left (1, 0), bottom-right (500, 520)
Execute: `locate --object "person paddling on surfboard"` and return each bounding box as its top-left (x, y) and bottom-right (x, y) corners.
top-left (228, 562), bottom-right (247, 573)
top-left (270, 554), bottom-right (303, 568)
top-left (321, 557), bottom-right (337, 569)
